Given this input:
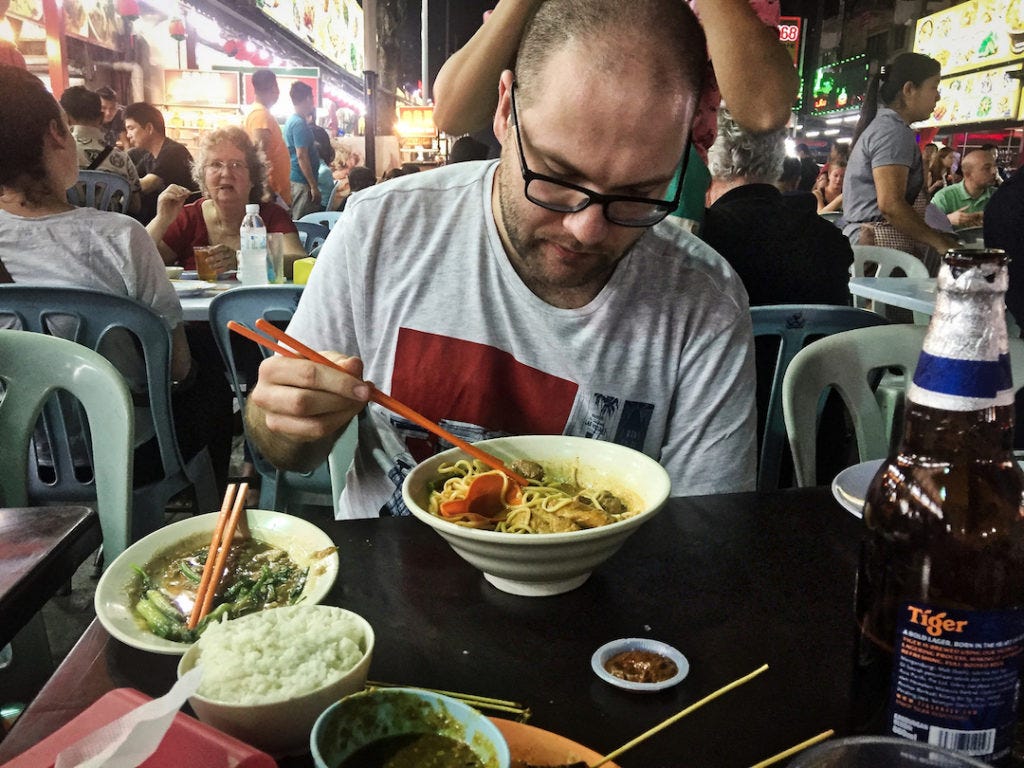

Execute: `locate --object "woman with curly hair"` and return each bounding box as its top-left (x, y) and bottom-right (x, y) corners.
top-left (146, 125), bottom-right (305, 278)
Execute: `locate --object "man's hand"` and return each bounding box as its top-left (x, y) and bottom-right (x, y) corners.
top-left (947, 205), bottom-right (983, 229)
top-left (245, 351), bottom-right (370, 472)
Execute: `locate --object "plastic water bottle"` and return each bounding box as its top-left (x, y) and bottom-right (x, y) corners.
top-left (238, 203), bottom-right (269, 285)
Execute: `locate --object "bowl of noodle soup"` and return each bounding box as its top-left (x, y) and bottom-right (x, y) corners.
top-left (402, 435), bottom-right (671, 596)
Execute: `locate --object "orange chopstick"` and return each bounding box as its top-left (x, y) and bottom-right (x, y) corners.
top-left (188, 482), bottom-right (249, 629)
top-left (187, 484), bottom-right (236, 630)
top-left (229, 319), bottom-right (531, 487)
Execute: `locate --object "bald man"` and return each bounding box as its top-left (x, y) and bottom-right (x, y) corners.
top-left (931, 149), bottom-right (998, 229)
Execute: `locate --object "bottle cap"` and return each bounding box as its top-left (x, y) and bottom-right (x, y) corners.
top-left (245, 203), bottom-right (259, 214)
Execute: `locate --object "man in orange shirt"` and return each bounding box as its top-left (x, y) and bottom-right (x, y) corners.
top-left (244, 69), bottom-right (292, 206)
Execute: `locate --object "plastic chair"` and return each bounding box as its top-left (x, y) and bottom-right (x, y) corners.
top-left (208, 286), bottom-right (356, 514)
top-left (851, 245), bottom-right (930, 323)
top-left (751, 305), bottom-right (890, 492)
top-left (0, 287), bottom-right (219, 541)
top-left (819, 211), bottom-right (843, 225)
top-left (293, 221), bottom-right (331, 255)
top-left (66, 170), bottom-right (131, 214)
top-left (782, 326), bottom-right (1024, 487)
top-left (298, 210), bottom-right (343, 229)
top-left (0, 330), bottom-right (133, 564)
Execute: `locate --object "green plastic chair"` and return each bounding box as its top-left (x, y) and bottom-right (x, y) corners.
top-left (781, 325), bottom-right (1024, 487)
top-left (0, 330), bottom-right (133, 563)
top-left (0, 286), bottom-right (220, 541)
top-left (751, 305), bottom-right (889, 491)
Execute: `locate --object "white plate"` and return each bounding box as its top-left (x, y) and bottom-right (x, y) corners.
top-left (590, 637), bottom-right (689, 692)
top-left (95, 509), bottom-right (339, 655)
top-left (831, 459), bottom-right (884, 518)
top-left (170, 279), bottom-right (216, 297)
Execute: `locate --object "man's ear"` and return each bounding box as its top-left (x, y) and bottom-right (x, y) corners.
top-left (493, 70), bottom-right (514, 143)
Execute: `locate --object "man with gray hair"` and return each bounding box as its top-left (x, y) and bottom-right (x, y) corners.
top-left (700, 107), bottom-right (853, 307)
top-left (246, 0), bottom-right (757, 518)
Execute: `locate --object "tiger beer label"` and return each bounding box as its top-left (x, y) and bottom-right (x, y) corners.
top-left (888, 602), bottom-right (1024, 762)
top-left (908, 351), bottom-right (1014, 411)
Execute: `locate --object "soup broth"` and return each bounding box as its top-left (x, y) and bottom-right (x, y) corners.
top-left (338, 733), bottom-right (484, 768)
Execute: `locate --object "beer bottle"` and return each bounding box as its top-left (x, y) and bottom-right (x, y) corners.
top-left (852, 249), bottom-right (1024, 766)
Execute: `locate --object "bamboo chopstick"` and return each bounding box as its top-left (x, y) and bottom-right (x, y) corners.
top-left (589, 664), bottom-right (770, 768)
top-left (748, 729), bottom-right (835, 768)
top-left (188, 482), bottom-right (249, 629)
top-left (230, 319), bottom-right (531, 486)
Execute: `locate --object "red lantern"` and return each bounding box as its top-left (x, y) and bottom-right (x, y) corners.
top-left (168, 17), bottom-right (186, 41)
top-left (223, 39), bottom-right (239, 57)
top-left (117, 0), bottom-right (140, 21)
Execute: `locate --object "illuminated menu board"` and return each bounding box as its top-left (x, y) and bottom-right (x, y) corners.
top-left (165, 70), bottom-right (241, 106)
top-left (809, 56), bottom-right (869, 116)
top-left (914, 0), bottom-right (1024, 76)
top-left (63, 0), bottom-right (120, 50)
top-left (777, 16), bottom-right (802, 68)
top-left (260, 0), bottom-right (364, 76)
top-left (918, 63), bottom-right (1022, 126)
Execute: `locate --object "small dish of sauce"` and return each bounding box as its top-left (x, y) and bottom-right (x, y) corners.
top-left (591, 638), bottom-right (688, 692)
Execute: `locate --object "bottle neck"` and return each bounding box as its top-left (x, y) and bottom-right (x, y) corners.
top-left (901, 252), bottom-right (1015, 458)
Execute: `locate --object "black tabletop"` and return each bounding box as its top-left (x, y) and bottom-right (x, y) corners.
top-left (0, 487), bottom-right (864, 767)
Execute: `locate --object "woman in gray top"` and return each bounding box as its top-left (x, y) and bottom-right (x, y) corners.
top-left (842, 53), bottom-right (960, 267)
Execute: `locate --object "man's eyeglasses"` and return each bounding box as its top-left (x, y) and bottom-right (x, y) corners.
top-left (509, 80), bottom-right (687, 228)
top-left (206, 160), bottom-right (248, 173)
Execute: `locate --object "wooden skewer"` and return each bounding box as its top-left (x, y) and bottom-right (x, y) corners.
top-left (748, 729), bottom-right (835, 768)
top-left (589, 664), bottom-right (770, 768)
top-left (232, 319), bottom-right (531, 487)
top-left (187, 484), bottom-right (236, 629)
top-left (194, 482), bottom-right (249, 627)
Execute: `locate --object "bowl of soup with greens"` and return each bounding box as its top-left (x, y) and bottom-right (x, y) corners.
top-left (95, 508), bottom-right (339, 654)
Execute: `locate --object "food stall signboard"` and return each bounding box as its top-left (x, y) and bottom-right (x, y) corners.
top-left (809, 55), bottom-right (869, 116)
top-left (62, 0), bottom-right (120, 50)
top-left (918, 63), bottom-right (1023, 127)
top-left (164, 70), bottom-right (241, 107)
top-left (396, 106), bottom-right (436, 138)
top-left (914, 0), bottom-right (1024, 76)
top-left (259, 0), bottom-right (363, 76)
top-left (778, 16), bottom-right (801, 69)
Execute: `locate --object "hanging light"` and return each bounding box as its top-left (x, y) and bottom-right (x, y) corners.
top-left (117, 0), bottom-right (140, 22)
top-left (168, 17), bottom-right (186, 41)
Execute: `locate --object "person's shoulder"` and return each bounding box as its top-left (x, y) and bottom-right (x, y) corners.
top-left (643, 220), bottom-right (748, 302)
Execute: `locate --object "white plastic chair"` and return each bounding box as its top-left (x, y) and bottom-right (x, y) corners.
top-left (851, 245), bottom-right (930, 323)
top-left (782, 325), bottom-right (1024, 487)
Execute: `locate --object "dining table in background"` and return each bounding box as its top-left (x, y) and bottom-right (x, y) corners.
top-left (0, 488), bottom-right (864, 767)
top-left (176, 281), bottom-right (298, 322)
top-left (0, 506), bottom-right (101, 650)
top-left (847, 276), bottom-right (937, 317)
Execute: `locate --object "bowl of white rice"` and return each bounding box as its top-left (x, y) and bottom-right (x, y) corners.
top-left (177, 604), bottom-right (374, 756)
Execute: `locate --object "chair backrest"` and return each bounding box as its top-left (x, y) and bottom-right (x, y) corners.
top-left (781, 325), bottom-right (1024, 487)
top-left (293, 221), bottom-right (331, 255)
top-left (751, 305), bottom-right (890, 491)
top-left (819, 211), bottom-right (843, 225)
top-left (851, 245), bottom-right (929, 279)
top-left (67, 170), bottom-right (132, 214)
top-left (0, 330), bottom-right (134, 562)
top-left (209, 286), bottom-right (356, 513)
top-left (0, 286), bottom-right (200, 539)
top-left (298, 210), bottom-right (343, 230)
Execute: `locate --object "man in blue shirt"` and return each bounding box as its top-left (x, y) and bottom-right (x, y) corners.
top-left (284, 81), bottom-right (321, 219)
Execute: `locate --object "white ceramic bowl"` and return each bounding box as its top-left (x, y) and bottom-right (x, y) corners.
top-left (402, 435), bottom-right (671, 596)
top-left (165, 266), bottom-right (184, 279)
top-left (591, 637), bottom-right (689, 692)
top-left (95, 509), bottom-right (339, 654)
top-left (179, 605), bottom-right (374, 757)
top-left (311, 687), bottom-right (510, 768)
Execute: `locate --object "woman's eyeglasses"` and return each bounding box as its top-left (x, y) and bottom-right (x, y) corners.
top-left (206, 160), bottom-right (248, 173)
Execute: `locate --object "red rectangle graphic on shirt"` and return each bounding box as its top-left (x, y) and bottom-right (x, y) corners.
top-left (391, 328), bottom-right (578, 437)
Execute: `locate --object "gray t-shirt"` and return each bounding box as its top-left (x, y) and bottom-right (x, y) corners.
top-left (843, 107), bottom-right (924, 225)
top-left (286, 160), bottom-right (757, 518)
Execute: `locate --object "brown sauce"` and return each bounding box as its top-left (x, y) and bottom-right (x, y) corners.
top-left (604, 649), bottom-right (678, 683)
top-left (337, 732), bottom-right (484, 768)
